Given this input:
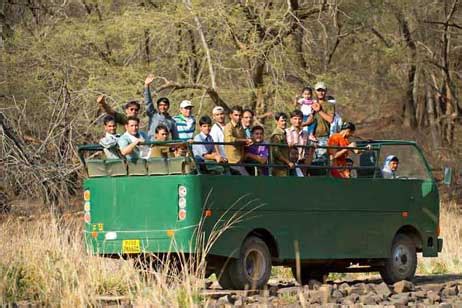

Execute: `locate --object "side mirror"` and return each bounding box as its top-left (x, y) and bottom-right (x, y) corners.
top-left (443, 167), bottom-right (453, 186)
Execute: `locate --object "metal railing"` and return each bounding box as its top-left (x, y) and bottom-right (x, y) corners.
top-left (78, 140), bottom-right (381, 178)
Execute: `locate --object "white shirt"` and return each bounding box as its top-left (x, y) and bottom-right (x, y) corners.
top-left (210, 122), bottom-right (226, 157)
top-left (99, 132), bottom-right (120, 159)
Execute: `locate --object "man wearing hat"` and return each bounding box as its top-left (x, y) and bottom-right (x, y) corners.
top-left (210, 105), bottom-right (227, 158)
top-left (306, 81), bottom-right (335, 160)
top-left (173, 100), bottom-right (196, 141)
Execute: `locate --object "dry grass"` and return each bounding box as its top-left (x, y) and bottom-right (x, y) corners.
top-left (418, 200), bottom-right (462, 275)
top-left (0, 194), bottom-right (262, 306)
top-left (0, 214), bottom-right (209, 306)
top-left (0, 201), bottom-right (460, 305)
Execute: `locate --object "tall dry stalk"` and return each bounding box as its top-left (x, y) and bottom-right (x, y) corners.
top-left (418, 200), bottom-right (462, 274)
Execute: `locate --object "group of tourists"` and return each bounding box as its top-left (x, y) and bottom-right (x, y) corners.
top-left (97, 74), bottom-right (400, 179)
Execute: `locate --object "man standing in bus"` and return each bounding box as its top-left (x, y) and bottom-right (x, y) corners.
top-left (241, 109), bottom-right (254, 138)
top-left (97, 95), bottom-right (141, 126)
top-left (286, 110), bottom-right (311, 176)
top-left (210, 106), bottom-right (227, 158)
top-left (224, 105), bottom-right (252, 175)
top-left (99, 115), bottom-right (121, 159)
top-left (270, 112), bottom-right (294, 176)
top-left (305, 82), bottom-right (335, 161)
top-left (193, 116), bottom-right (226, 163)
top-left (144, 74), bottom-right (179, 140)
top-left (174, 100), bottom-right (196, 141)
top-left (118, 116), bottom-right (149, 160)
top-left (328, 122), bottom-right (357, 178)
top-left (245, 125), bottom-right (269, 176)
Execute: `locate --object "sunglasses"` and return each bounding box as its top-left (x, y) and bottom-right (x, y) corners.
top-left (316, 89), bottom-right (326, 92)
top-left (128, 108), bottom-right (139, 111)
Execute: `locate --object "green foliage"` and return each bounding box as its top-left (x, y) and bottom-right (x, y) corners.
top-left (271, 266), bottom-right (293, 280)
top-left (1, 261), bottom-right (47, 303)
top-left (1, 0), bottom-right (462, 202)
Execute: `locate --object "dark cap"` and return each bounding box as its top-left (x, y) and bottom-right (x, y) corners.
top-left (341, 121), bottom-right (356, 131)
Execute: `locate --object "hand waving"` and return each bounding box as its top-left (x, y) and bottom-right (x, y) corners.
top-left (145, 74), bottom-right (155, 87)
top-left (96, 95), bottom-right (105, 105)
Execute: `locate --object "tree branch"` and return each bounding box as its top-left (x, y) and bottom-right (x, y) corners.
top-left (154, 78), bottom-right (230, 113)
top-left (184, 0), bottom-right (217, 90)
top-left (423, 20), bottom-right (462, 29)
top-left (370, 26), bottom-right (392, 48)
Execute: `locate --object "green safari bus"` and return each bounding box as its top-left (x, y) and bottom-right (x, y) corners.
top-left (79, 140), bottom-right (442, 289)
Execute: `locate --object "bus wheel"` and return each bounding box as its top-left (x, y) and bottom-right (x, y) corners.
top-left (380, 233), bottom-right (417, 284)
top-left (215, 261), bottom-right (236, 290)
top-left (291, 266), bottom-right (328, 285)
top-left (229, 236), bottom-right (272, 290)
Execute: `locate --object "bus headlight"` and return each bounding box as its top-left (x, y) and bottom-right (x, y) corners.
top-left (84, 202), bottom-right (90, 212)
top-left (84, 212), bottom-right (91, 224)
top-left (178, 185), bottom-right (187, 198)
top-left (178, 197), bottom-right (186, 209)
top-left (178, 209), bottom-right (187, 221)
top-left (84, 190), bottom-right (91, 201)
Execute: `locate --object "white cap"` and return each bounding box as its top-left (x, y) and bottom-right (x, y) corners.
top-left (180, 100), bottom-right (194, 108)
top-left (314, 82), bottom-right (327, 90)
top-left (212, 106), bottom-right (225, 114)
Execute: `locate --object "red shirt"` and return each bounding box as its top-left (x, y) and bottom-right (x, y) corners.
top-left (328, 133), bottom-right (350, 178)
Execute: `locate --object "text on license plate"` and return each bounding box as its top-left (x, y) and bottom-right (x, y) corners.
top-left (122, 239), bottom-right (141, 253)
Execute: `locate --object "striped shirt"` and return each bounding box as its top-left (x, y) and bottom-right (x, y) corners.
top-left (173, 114), bottom-right (196, 141)
top-left (286, 126), bottom-right (309, 161)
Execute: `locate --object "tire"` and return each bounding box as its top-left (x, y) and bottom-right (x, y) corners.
top-left (380, 233), bottom-right (417, 284)
top-left (291, 266), bottom-right (328, 285)
top-left (228, 236), bottom-right (272, 290)
top-left (215, 260), bottom-right (236, 290)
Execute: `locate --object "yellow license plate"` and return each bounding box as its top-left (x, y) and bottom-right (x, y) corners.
top-left (122, 240), bottom-right (141, 254)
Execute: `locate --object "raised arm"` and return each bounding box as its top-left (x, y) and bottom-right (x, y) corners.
top-left (97, 95), bottom-right (115, 116)
top-left (144, 74), bottom-right (156, 118)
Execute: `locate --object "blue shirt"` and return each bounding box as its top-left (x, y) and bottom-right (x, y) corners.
top-left (244, 126), bottom-right (252, 138)
top-left (192, 132), bottom-right (215, 160)
top-left (144, 87), bottom-right (179, 140)
top-left (117, 131), bottom-right (148, 160)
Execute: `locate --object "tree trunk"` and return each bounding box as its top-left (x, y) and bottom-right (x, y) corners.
top-left (443, 81), bottom-right (456, 144)
top-left (251, 57), bottom-right (266, 117)
top-left (293, 26), bottom-right (307, 70)
top-left (403, 63), bottom-right (418, 128)
top-left (425, 82), bottom-right (441, 149)
top-left (400, 15), bottom-right (418, 128)
top-left (188, 29), bottom-right (200, 83)
top-left (144, 29), bottom-right (151, 64)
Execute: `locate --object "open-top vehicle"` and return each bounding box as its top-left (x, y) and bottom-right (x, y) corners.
top-left (79, 140), bottom-right (442, 289)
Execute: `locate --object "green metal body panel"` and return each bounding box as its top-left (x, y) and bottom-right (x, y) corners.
top-left (82, 141), bottom-right (441, 262)
top-left (84, 174), bottom-right (440, 260)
